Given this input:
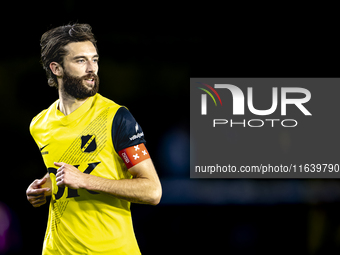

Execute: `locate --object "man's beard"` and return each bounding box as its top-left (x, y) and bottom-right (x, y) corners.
top-left (61, 71), bottom-right (99, 100)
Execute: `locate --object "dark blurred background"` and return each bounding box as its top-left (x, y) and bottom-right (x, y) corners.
top-left (1, 2), bottom-right (340, 255)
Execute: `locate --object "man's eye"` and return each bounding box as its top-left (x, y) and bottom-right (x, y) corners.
top-left (77, 59), bottom-right (85, 63)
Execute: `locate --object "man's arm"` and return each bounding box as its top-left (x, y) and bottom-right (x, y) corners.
top-left (54, 158), bottom-right (162, 205)
top-left (26, 173), bottom-right (52, 207)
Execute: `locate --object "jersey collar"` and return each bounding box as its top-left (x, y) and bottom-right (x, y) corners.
top-left (54, 94), bottom-right (97, 125)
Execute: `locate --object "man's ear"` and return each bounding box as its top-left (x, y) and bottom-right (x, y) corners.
top-left (49, 62), bottom-right (63, 77)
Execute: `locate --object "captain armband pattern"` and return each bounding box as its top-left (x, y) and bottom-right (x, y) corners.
top-left (118, 143), bottom-right (150, 168)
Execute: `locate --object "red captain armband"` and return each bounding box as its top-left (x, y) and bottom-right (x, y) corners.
top-left (118, 143), bottom-right (150, 168)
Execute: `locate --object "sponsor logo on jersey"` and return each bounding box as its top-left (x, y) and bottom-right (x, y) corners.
top-left (40, 144), bottom-right (49, 155)
top-left (129, 123), bottom-right (144, 141)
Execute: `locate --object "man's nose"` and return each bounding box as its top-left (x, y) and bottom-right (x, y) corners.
top-left (86, 61), bottom-right (97, 73)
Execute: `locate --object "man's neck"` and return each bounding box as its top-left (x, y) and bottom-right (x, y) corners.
top-left (58, 89), bottom-right (88, 116)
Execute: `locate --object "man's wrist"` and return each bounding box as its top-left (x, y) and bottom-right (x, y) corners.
top-left (81, 173), bottom-right (91, 190)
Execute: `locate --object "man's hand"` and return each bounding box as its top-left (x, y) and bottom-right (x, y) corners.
top-left (26, 178), bottom-right (51, 207)
top-left (55, 162), bottom-right (86, 189)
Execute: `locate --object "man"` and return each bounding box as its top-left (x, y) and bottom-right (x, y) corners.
top-left (26, 23), bottom-right (162, 254)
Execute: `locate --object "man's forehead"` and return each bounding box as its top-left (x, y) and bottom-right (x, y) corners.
top-left (64, 41), bottom-right (98, 57)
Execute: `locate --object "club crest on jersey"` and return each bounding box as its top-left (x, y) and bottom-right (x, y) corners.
top-left (81, 134), bottom-right (97, 153)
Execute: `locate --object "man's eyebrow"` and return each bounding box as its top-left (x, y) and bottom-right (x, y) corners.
top-left (72, 54), bottom-right (99, 60)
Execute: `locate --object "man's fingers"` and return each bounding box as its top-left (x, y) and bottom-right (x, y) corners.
top-left (30, 178), bottom-right (47, 189)
top-left (27, 177), bottom-right (51, 207)
top-left (27, 188), bottom-right (50, 196)
top-left (28, 192), bottom-right (47, 207)
top-left (38, 177), bottom-right (47, 185)
top-left (56, 169), bottom-right (64, 178)
top-left (54, 162), bottom-right (64, 167)
top-left (31, 198), bottom-right (47, 207)
top-left (33, 194), bottom-right (45, 200)
top-left (56, 177), bottom-right (65, 187)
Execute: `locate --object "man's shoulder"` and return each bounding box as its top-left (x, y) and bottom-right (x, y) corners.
top-left (93, 94), bottom-right (127, 120)
top-left (95, 93), bottom-right (118, 105)
top-left (30, 100), bottom-right (58, 129)
top-left (95, 94), bottom-right (121, 108)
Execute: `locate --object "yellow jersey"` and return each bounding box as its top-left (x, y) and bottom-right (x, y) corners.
top-left (30, 93), bottom-right (144, 254)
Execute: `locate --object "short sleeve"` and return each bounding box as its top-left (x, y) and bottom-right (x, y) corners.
top-left (111, 107), bottom-right (146, 153)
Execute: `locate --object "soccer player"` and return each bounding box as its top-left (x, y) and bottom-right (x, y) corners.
top-left (25, 23), bottom-right (162, 254)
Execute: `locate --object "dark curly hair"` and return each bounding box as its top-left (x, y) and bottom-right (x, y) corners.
top-left (40, 23), bottom-right (98, 88)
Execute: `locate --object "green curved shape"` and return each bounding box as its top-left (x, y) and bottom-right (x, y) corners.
top-left (198, 87), bottom-right (217, 106)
